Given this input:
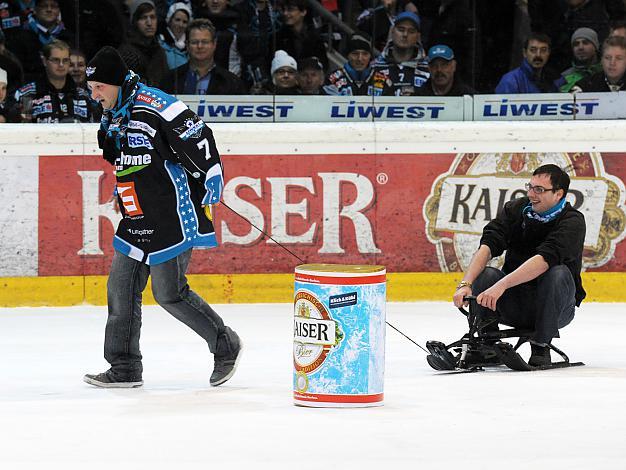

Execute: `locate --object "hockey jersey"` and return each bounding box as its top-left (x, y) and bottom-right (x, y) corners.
top-left (104, 83), bottom-right (223, 265)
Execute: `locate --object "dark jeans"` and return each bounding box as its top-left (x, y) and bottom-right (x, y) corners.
top-left (104, 250), bottom-right (225, 380)
top-left (472, 266), bottom-right (576, 344)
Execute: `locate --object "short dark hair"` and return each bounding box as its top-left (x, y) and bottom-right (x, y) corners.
top-left (282, 0), bottom-right (308, 12)
top-left (609, 19), bottom-right (626, 33)
top-left (70, 49), bottom-right (86, 59)
top-left (533, 164), bottom-right (570, 197)
top-left (603, 35), bottom-right (626, 52)
top-left (41, 39), bottom-right (70, 59)
top-left (133, 2), bottom-right (156, 24)
top-left (524, 32), bottom-right (551, 50)
top-left (186, 18), bottom-right (216, 42)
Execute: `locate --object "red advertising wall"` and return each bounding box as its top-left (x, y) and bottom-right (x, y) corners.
top-left (39, 152), bottom-right (626, 276)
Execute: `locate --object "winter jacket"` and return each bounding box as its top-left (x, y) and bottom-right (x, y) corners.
top-left (324, 63), bottom-right (378, 96)
top-left (495, 59), bottom-right (558, 94)
top-left (480, 196), bottom-right (586, 306)
top-left (555, 61), bottom-right (602, 92)
top-left (99, 79), bottom-right (223, 265)
top-left (118, 30), bottom-right (169, 88)
top-left (275, 24), bottom-right (328, 72)
top-left (159, 29), bottom-right (188, 70)
top-left (573, 70), bottom-right (626, 92)
top-left (160, 62), bottom-right (247, 95)
top-left (14, 75), bottom-right (98, 123)
top-left (372, 43), bottom-right (430, 95)
top-left (414, 75), bottom-right (475, 96)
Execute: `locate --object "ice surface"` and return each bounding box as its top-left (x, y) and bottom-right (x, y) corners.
top-left (1, 301), bottom-right (625, 469)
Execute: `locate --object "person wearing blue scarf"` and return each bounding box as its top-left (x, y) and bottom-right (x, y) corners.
top-left (83, 46), bottom-right (243, 389)
top-left (453, 164), bottom-right (586, 367)
top-left (324, 33), bottom-right (379, 96)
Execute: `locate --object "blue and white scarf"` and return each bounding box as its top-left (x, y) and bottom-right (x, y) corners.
top-left (522, 198), bottom-right (566, 224)
top-left (25, 12), bottom-right (65, 46)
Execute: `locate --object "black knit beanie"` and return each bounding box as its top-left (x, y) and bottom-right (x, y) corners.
top-left (86, 46), bottom-right (129, 86)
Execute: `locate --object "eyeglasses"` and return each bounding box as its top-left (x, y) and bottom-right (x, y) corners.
top-left (188, 40), bottom-right (213, 46)
top-left (47, 57), bottom-right (70, 65)
top-left (525, 183), bottom-right (556, 194)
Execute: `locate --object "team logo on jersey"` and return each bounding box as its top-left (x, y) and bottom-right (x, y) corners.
top-left (423, 152), bottom-right (626, 271)
top-left (174, 117), bottom-right (204, 141)
top-left (85, 66), bottom-right (96, 77)
top-left (128, 120), bottom-right (156, 137)
top-left (127, 132), bottom-right (153, 149)
top-left (116, 182), bottom-right (144, 217)
top-left (137, 93), bottom-right (164, 109)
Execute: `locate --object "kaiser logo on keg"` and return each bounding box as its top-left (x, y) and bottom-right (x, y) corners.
top-left (423, 152), bottom-right (626, 271)
top-left (293, 290), bottom-right (344, 376)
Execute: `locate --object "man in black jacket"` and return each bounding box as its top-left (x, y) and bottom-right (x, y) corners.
top-left (415, 44), bottom-right (475, 96)
top-left (573, 35), bottom-right (626, 91)
top-left (161, 18), bottom-right (246, 95)
top-left (83, 46), bottom-right (242, 388)
top-left (453, 165), bottom-right (586, 367)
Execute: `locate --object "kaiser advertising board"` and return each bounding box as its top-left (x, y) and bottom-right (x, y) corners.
top-left (36, 152), bottom-right (626, 278)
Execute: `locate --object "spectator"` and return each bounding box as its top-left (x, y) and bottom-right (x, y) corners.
top-left (372, 11), bottom-right (430, 95)
top-left (159, 2), bottom-right (192, 70)
top-left (495, 32), bottom-right (558, 93)
top-left (59, 0), bottom-right (126, 60)
top-left (118, 0), bottom-right (169, 87)
top-left (235, 0), bottom-right (281, 91)
top-left (609, 19), bottom-right (626, 37)
top-left (0, 67), bottom-right (20, 122)
top-left (195, 0), bottom-right (242, 77)
top-left (14, 40), bottom-right (98, 123)
top-left (161, 18), bottom-right (246, 94)
top-left (426, 0), bottom-right (480, 88)
top-left (415, 44), bottom-right (475, 96)
top-left (555, 27), bottom-right (602, 92)
top-left (0, 0), bottom-right (35, 37)
top-left (573, 35), bottom-right (626, 91)
top-left (275, 0), bottom-right (328, 72)
top-left (8, 0), bottom-right (74, 83)
top-left (298, 56), bottom-right (327, 95)
top-left (325, 33), bottom-right (379, 96)
top-left (356, 0), bottom-right (417, 52)
top-left (69, 49), bottom-right (87, 87)
top-left (255, 49), bottom-right (300, 94)
top-left (0, 29), bottom-right (24, 92)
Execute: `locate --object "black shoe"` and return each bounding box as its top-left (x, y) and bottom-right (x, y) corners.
top-left (529, 344), bottom-right (551, 367)
top-left (210, 327), bottom-right (243, 387)
top-left (83, 371), bottom-right (143, 388)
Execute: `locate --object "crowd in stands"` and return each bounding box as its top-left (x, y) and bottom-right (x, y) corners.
top-left (2, 0), bottom-right (626, 123)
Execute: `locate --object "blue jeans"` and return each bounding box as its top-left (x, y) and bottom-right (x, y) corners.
top-left (472, 266), bottom-right (576, 344)
top-left (104, 250), bottom-right (225, 380)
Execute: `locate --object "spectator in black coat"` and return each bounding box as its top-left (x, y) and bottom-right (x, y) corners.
top-left (118, 0), bottom-right (169, 87)
top-left (0, 67), bottom-right (21, 122)
top-left (275, 0), bottom-right (328, 72)
top-left (415, 44), bottom-right (475, 96)
top-left (298, 56), bottom-right (328, 95)
top-left (161, 18), bottom-right (247, 94)
top-left (8, 0), bottom-right (74, 83)
top-left (0, 29), bottom-right (24, 93)
top-left (573, 35), bottom-right (626, 91)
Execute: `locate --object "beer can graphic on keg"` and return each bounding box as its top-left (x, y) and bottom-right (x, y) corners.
top-left (294, 264), bottom-right (386, 408)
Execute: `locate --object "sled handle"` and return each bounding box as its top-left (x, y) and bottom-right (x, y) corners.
top-left (457, 295), bottom-right (477, 316)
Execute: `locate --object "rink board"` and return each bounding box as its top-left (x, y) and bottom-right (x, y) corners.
top-left (1, 122), bottom-right (626, 305)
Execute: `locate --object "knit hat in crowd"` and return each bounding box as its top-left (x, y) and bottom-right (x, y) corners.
top-left (271, 50), bottom-right (298, 75)
top-left (85, 46), bottom-right (129, 86)
top-left (347, 33), bottom-right (371, 54)
top-left (129, 0), bottom-right (156, 22)
top-left (0, 67), bottom-right (7, 85)
top-left (571, 27), bottom-right (600, 51)
top-left (394, 11), bottom-right (420, 30)
top-left (166, 2), bottom-right (193, 24)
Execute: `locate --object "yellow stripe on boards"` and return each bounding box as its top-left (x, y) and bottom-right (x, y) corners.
top-left (0, 272), bottom-right (625, 307)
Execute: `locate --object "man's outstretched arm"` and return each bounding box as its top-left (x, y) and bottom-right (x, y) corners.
top-left (453, 244), bottom-right (492, 308)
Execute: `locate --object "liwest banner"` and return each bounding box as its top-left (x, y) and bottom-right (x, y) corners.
top-left (37, 151), bottom-right (626, 277)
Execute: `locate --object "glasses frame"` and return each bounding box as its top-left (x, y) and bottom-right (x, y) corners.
top-left (525, 182), bottom-right (557, 194)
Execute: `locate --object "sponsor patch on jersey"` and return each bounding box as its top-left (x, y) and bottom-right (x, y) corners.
top-left (1, 16), bottom-right (20, 28)
top-left (117, 182), bottom-right (144, 217)
top-left (127, 120), bottom-right (156, 137)
top-left (127, 132), bottom-right (154, 149)
top-left (174, 117), bottom-right (204, 141)
top-left (414, 76), bottom-right (427, 87)
top-left (137, 93), bottom-right (164, 109)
